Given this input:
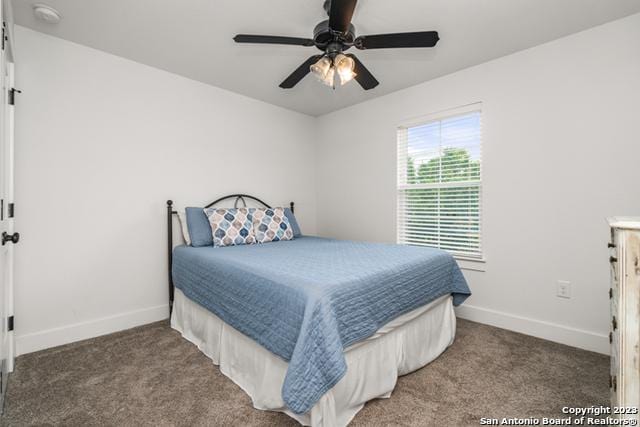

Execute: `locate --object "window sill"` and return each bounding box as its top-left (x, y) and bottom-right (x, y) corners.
top-left (454, 256), bottom-right (486, 272)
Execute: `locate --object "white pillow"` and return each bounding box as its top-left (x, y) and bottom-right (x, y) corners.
top-left (177, 211), bottom-right (191, 246)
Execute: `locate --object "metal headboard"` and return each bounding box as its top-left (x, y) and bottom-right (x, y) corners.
top-left (166, 195), bottom-right (295, 314)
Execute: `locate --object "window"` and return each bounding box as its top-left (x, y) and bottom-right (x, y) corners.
top-left (397, 105), bottom-right (482, 260)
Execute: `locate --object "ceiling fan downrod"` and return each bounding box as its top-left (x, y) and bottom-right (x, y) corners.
top-left (323, 0), bottom-right (331, 15)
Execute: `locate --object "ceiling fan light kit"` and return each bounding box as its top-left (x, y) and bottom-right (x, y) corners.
top-left (311, 54), bottom-right (356, 88)
top-left (233, 0), bottom-right (439, 90)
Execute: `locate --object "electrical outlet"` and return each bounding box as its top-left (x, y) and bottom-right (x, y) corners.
top-left (557, 280), bottom-right (571, 299)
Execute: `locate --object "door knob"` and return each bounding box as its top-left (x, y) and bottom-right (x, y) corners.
top-left (2, 232), bottom-right (19, 245)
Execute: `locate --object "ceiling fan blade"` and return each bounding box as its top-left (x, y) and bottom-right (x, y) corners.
top-left (328, 0), bottom-right (358, 33)
top-left (234, 34), bottom-right (315, 47)
top-left (354, 31), bottom-right (439, 49)
top-left (279, 55), bottom-right (323, 89)
top-left (347, 54), bottom-right (379, 90)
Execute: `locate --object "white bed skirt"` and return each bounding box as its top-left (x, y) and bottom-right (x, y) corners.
top-left (171, 289), bottom-right (456, 427)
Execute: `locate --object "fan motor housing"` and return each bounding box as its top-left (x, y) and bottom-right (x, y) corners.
top-left (313, 20), bottom-right (355, 51)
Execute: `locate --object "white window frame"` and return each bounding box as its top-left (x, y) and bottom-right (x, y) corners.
top-left (396, 103), bottom-right (484, 263)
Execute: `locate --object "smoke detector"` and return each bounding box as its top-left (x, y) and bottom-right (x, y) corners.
top-left (33, 4), bottom-right (61, 24)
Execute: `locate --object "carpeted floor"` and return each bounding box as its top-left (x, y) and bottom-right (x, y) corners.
top-left (1, 319), bottom-right (608, 426)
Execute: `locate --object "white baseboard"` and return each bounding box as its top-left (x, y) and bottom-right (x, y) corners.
top-left (15, 302), bottom-right (607, 356)
top-left (455, 304), bottom-right (609, 355)
top-left (16, 305), bottom-right (169, 356)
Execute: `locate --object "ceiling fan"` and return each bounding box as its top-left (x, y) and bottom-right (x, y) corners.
top-left (233, 0), bottom-right (439, 90)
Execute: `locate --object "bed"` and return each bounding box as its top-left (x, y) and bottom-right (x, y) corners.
top-left (166, 195), bottom-right (471, 426)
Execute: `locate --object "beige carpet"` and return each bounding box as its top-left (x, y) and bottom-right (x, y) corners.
top-left (1, 319), bottom-right (608, 426)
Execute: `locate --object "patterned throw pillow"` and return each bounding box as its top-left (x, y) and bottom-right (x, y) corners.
top-left (253, 207), bottom-right (294, 244)
top-left (203, 207), bottom-right (256, 247)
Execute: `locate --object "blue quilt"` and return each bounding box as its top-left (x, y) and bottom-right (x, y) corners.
top-left (172, 236), bottom-right (470, 414)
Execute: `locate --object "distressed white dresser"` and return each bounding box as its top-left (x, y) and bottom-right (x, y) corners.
top-left (608, 218), bottom-right (640, 420)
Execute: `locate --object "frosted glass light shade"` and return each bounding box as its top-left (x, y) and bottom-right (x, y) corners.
top-left (310, 57), bottom-right (332, 81)
top-left (334, 54), bottom-right (356, 85)
top-left (321, 67), bottom-right (335, 87)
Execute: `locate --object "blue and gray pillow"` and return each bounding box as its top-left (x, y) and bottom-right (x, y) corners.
top-left (252, 207), bottom-right (294, 243)
top-left (204, 207), bottom-right (256, 247)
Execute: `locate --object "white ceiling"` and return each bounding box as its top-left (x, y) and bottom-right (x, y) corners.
top-left (12, 0), bottom-right (640, 116)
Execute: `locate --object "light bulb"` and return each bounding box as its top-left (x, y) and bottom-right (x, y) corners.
top-left (310, 57), bottom-right (332, 81)
top-left (321, 67), bottom-right (335, 88)
top-left (334, 54), bottom-right (357, 85)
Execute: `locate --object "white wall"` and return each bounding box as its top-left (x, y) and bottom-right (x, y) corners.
top-left (315, 13), bottom-right (640, 354)
top-left (13, 27), bottom-right (318, 355)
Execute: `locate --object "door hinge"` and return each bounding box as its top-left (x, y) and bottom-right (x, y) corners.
top-left (8, 203), bottom-right (14, 218)
top-left (1, 22), bottom-right (5, 51)
top-left (7, 316), bottom-right (13, 332)
top-left (8, 88), bottom-right (21, 106)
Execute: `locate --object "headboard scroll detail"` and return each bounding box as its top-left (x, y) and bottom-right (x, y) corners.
top-left (205, 193), bottom-right (273, 210)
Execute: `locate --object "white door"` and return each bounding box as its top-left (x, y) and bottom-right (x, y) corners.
top-left (0, 0), bottom-right (16, 411)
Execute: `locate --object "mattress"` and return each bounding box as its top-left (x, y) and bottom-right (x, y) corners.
top-left (171, 288), bottom-right (456, 427)
top-left (172, 236), bottom-right (470, 413)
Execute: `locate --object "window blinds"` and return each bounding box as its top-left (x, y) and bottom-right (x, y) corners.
top-left (397, 108), bottom-right (482, 259)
